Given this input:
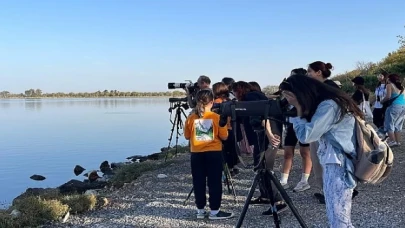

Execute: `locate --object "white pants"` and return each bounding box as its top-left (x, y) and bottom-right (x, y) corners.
top-left (323, 164), bottom-right (354, 228)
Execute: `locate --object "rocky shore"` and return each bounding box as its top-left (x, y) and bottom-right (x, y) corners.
top-left (0, 146), bottom-right (186, 227)
top-left (43, 141), bottom-right (405, 227)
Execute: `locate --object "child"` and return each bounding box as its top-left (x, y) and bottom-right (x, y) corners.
top-left (212, 82), bottom-right (239, 176)
top-left (184, 89), bottom-right (234, 220)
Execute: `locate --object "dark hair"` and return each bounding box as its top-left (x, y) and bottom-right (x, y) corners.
top-left (282, 74), bottom-right (363, 121)
top-left (388, 74), bottom-right (404, 90)
top-left (308, 61), bottom-right (333, 78)
top-left (291, 68), bottom-right (307, 75)
top-left (198, 75), bottom-right (211, 84)
top-left (249, 81), bottom-right (261, 92)
top-left (380, 69), bottom-right (389, 77)
top-left (355, 84), bottom-right (369, 95)
top-left (221, 77), bottom-right (235, 86)
top-left (222, 77), bottom-right (235, 91)
top-left (212, 82), bottom-right (229, 100)
top-left (232, 81), bottom-right (252, 101)
top-left (195, 89), bottom-right (214, 118)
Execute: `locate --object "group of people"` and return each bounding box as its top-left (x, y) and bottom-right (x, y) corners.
top-left (351, 71), bottom-right (405, 147)
top-left (181, 61), bottom-right (404, 227)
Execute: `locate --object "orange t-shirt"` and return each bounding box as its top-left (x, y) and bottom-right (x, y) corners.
top-left (213, 98), bottom-right (232, 130)
top-left (184, 111), bottom-right (228, 153)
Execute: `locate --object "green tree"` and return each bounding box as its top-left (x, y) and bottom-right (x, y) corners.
top-left (397, 25), bottom-right (404, 47)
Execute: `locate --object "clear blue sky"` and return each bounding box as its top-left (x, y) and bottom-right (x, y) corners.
top-left (0, 0), bottom-right (404, 93)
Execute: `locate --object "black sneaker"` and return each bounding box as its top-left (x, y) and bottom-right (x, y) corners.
top-left (208, 211), bottom-right (234, 220)
top-left (250, 197), bottom-right (271, 205)
top-left (352, 189), bottom-right (359, 199)
top-left (314, 193), bottom-right (325, 204)
top-left (262, 203), bottom-right (288, 216)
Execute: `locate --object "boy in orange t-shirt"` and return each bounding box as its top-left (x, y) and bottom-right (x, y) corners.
top-left (184, 89), bottom-right (234, 220)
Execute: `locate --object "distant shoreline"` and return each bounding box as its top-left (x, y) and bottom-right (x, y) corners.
top-left (0, 96), bottom-right (185, 99)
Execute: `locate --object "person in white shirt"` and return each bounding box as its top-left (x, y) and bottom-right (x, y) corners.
top-left (373, 72), bottom-right (388, 129)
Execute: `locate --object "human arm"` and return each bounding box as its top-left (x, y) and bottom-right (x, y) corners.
top-left (218, 124), bottom-right (228, 141)
top-left (262, 119), bottom-right (280, 147)
top-left (381, 83), bottom-right (392, 103)
top-left (289, 101), bottom-right (339, 144)
top-left (184, 116), bottom-right (192, 140)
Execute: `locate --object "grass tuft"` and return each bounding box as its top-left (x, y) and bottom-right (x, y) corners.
top-left (61, 194), bottom-right (97, 214)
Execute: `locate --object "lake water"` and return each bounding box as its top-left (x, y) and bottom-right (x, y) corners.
top-left (0, 98), bottom-right (187, 207)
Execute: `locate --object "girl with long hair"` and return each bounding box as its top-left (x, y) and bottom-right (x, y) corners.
top-left (212, 82), bottom-right (239, 176)
top-left (184, 89), bottom-right (233, 220)
top-left (281, 74), bottom-right (362, 227)
top-left (232, 81), bottom-right (287, 215)
top-left (381, 73), bottom-right (405, 146)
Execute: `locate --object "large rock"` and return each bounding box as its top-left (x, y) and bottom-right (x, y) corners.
top-left (73, 165), bottom-right (86, 176)
top-left (99, 161), bottom-right (113, 175)
top-left (58, 179), bottom-right (107, 194)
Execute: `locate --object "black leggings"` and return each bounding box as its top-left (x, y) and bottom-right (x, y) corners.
top-left (373, 108), bottom-right (385, 128)
top-left (223, 129), bottom-right (238, 169)
top-left (191, 151), bottom-right (223, 210)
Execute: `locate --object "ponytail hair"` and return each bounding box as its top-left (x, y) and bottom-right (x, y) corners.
top-left (195, 89), bottom-right (214, 118)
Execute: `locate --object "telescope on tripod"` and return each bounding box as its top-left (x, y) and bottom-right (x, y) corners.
top-left (164, 97), bottom-right (189, 162)
top-left (214, 99), bottom-right (307, 228)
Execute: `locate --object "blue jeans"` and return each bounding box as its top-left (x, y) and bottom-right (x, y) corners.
top-left (384, 105), bottom-right (405, 132)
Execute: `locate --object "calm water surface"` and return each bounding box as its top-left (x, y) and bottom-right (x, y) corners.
top-left (0, 98), bottom-right (187, 206)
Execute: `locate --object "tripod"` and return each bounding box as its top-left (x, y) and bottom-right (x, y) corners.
top-left (164, 101), bottom-right (188, 162)
top-left (183, 156), bottom-right (237, 205)
top-left (231, 105), bottom-right (307, 228)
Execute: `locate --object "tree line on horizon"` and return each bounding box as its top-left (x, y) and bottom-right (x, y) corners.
top-left (0, 89), bottom-right (186, 98)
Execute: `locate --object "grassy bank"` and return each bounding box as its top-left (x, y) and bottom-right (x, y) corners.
top-left (0, 145), bottom-right (189, 227)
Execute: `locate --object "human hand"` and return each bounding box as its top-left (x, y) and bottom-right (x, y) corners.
top-left (268, 134), bottom-right (281, 148)
top-left (282, 91), bottom-right (298, 106)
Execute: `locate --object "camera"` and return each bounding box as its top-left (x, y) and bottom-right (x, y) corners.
top-left (168, 81), bottom-right (199, 95)
top-left (213, 99), bottom-right (295, 128)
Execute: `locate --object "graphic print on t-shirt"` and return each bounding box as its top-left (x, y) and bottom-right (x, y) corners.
top-left (194, 119), bottom-right (213, 141)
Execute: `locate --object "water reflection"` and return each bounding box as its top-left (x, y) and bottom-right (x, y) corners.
top-left (24, 99), bottom-right (43, 111)
top-left (0, 98), bottom-right (170, 110)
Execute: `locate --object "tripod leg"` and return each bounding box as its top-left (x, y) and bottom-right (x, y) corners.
top-left (223, 163), bottom-right (232, 194)
top-left (235, 173), bottom-right (260, 228)
top-left (173, 108), bottom-right (182, 158)
top-left (268, 172), bottom-right (308, 228)
top-left (183, 186), bottom-right (194, 206)
top-left (262, 171), bottom-right (281, 228)
top-left (165, 111), bottom-right (178, 162)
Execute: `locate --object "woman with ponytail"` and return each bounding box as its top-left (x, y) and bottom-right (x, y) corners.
top-left (184, 89), bottom-right (234, 220)
top-left (381, 74), bottom-right (405, 147)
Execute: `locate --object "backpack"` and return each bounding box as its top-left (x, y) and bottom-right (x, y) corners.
top-left (352, 115), bottom-right (394, 184)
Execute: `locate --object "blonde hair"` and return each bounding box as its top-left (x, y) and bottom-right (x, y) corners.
top-left (195, 89), bottom-right (214, 118)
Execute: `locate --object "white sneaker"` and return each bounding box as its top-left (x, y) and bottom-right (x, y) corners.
top-left (196, 211), bottom-right (207, 219)
top-left (388, 141), bottom-right (398, 147)
top-left (280, 182), bottom-right (290, 189)
top-left (293, 181), bottom-right (310, 192)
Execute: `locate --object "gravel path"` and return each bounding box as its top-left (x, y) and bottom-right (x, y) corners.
top-left (53, 143), bottom-right (405, 227)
